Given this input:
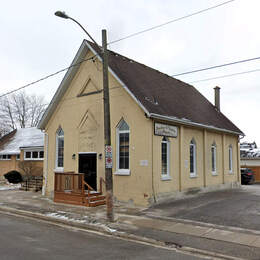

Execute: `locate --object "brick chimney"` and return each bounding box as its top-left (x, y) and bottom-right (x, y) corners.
top-left (214, 86), bottom-right (220, 111)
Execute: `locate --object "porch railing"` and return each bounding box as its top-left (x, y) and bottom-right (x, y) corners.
top-left (54, 172), bottom-right (103, 195)
top-left (55, 172), bottom-right (85, 195)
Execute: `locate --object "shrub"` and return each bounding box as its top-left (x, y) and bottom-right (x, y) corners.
top-left (4, 170), bottom-right (23, 184)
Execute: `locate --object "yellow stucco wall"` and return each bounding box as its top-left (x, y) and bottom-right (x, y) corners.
top-left (43, 50), bottom-right (240, 206)
top-left (0, 151), bottom-right (43, 180)
top-left (44, 51), bottom-right (153, 205)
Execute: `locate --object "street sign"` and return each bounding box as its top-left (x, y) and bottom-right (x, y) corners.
top-left (105, 145), bottom-right (112, 168)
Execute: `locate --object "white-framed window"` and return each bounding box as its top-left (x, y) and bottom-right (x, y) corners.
top-left (56, 127), bottom-right (64, 170)
top-left (161, 137), bottom-right (170, 180)
top-left (229, 145), bottom-right (233, 173)
top-left (116, 119), bottom-right (130, 175)
top-left (16, 154), bottom-right (20, 160)
top-left (0, 154), bottom-right (11, 160)
top-left (190, 139), bottom-right (197, 177)
top-left (24, 150), bottom-right (44, 160)
top-left (211, 143), bottom-right (217, 175)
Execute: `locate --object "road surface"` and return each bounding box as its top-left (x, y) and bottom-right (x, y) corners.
top-left (0, 213), bottom-right (203, 260)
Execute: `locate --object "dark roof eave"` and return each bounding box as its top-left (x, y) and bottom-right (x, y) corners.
top-left (149, 113), bottom-right (244, 136)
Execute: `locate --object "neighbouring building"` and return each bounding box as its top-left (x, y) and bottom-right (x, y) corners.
top-left (0, 128), bottom-right (44, 180)
top-left (240, 142), bottom-right (260, 182)
top-left (38, 40), bottom-right (243, 206)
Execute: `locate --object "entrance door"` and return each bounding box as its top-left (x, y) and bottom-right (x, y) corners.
top-left (78, 153), bottom-right (97, 190)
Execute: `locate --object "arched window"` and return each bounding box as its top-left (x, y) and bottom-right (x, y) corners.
top-left (211, 142), bottom-right (217, 175)
top-left (56, 127), bottom-right (64, 169)
top-left (229, 145), bottom-right (233, 173)
top-left (161, 137), bottom-right (170, 179)
top-left (116, 119), bottom-right (130, 174)
top-left (190, 139), bottom-right (196, 177)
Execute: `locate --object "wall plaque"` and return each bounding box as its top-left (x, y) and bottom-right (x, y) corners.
top-left (154, 123), bottom-right (178, 137)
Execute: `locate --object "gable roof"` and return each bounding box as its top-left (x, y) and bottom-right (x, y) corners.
top-left (38, 40), bottom-right (243, 135)
top-left (0, 128), bottom-right (44, 155)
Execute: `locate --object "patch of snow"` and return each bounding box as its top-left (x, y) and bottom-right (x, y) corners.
top-left (96, 223), bottom-right (117, 233)
top-left (0, 184), bottom-right (21, 191)
top-left (0, 128), bottom-right (44, 155)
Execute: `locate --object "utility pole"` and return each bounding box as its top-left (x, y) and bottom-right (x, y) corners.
top-left (54, 12), bottom-right (114, 222)
top-left (102, 29), bottom-right (114, 222)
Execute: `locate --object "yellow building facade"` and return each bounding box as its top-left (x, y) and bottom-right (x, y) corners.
top-left (39, 40), bottom-right (242, 206)
top-left (0, 128), bottom-right (44, 180)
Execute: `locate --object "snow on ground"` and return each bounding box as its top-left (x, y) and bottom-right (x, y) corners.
top-left (0, 183), bottom-right (21, 191)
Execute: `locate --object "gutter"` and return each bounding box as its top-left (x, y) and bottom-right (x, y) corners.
top-left (149, 113), bottom-right (244, 137)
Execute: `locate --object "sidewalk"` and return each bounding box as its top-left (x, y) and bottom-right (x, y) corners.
top-left (0, 189), bottom-right (260, 259)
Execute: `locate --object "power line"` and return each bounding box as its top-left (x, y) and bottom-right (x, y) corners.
top-left (0, 1), bottom-right (237, 99)
top-left (172, 56), bottom-right (260, 77)
top-left (189, 68), bottom-right (260, 84)
top-left (108, 0), bottom-right (236, 45)
top-left (0, 55), bottom-right (97, 99)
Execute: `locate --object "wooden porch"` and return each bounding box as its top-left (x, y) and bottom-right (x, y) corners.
top-left (54, 172), bottom-right (106, 207)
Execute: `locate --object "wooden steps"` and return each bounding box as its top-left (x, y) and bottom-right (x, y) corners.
top-left (88, 194), bottom-right (106, 207)
top-left (54, 190), bottom-right (106, 207)
top-left (54, 173), bottom-right (107, 207)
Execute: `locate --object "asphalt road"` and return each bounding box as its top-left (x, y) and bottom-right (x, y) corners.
top-left (146, 184), bottom-right (260, 231)
top-left (0, 213), bottom-right (203, 260)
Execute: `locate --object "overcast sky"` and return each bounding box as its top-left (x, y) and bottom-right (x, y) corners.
top-left (0, 0), bottom-right (259, 144)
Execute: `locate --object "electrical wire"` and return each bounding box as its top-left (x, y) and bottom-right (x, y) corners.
top-left (0, 0), bottom-right (237, 99)
top-left (172, 56), bottom-right (260, 77)
top-left (108, 0), bottom-right (236, 45)
top-left (189, 68), bottom-right (260, 84)
top-left (0, 55), bottom-right (97, 99)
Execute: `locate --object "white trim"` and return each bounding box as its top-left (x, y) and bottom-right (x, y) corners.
top-left (42, 132), bottom-right (48, 196)
top-left (190, 139), bottom-right (197, 178)
top-left (229, 145), bottom-right (233, 173)
top-left (24, 150), bottom-right (44, 161)
top-left (116, 119), bottom-right (130, 173)
top-left (161, 138), bottom-right (170, 179)
top-left (150, 113), bottom-right (243, 136)
top-left (211, 143), bottom-right (217, 175)
top-left (54, 168), bottom-right (64, 173)
top-left (114, 169), bottom-right (130, 176)
top-left (78, 152), bottom-right (97, 154)
top-left (0, 154), bottom-right (11, 160)
top-left (85, 41), bottom-right (150, 117)
top-left (55, 127), bottom-right (64, 169)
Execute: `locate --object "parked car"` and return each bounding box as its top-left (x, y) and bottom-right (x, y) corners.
top-left (241, 168), bottom-right (255, 184)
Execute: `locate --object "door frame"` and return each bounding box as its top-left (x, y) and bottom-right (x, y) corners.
top-left (78, 152), bottom-right (97, 190)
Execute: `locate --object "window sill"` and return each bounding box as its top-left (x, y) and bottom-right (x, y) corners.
top-left (190, 174), bottom-right (197, 178)
top-left (114, 169), bottom-right (130, 176)
top-left (228, 171), bottom-right (233, 174)
top-left (24, 159), bottom-right (44, 161)
top-left (54, 168), bottom-right (64, 173)
top-left (212, 172), bottom-right (218, 176)
top-left (161, 176), bottom-right (171, 181)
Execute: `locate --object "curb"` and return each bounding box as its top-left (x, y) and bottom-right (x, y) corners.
top-left (0, 206), bottom-right (244, 260)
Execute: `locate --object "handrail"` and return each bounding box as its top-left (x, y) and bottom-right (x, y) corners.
top-left (99, 177), bottom-right (106, 194)
top-left (83, 180), bottom-right (94, 191)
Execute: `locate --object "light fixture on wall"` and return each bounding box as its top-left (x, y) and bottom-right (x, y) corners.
top-left (98, 153), bottom-right (102, 160)
top-left (72, 154), bottom-right (76, 160)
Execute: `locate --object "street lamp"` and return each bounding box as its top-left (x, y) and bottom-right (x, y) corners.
top-left (55, 11), bottom-right (114, 222)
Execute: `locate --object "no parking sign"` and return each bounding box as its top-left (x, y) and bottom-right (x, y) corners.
top-left (105, 145), bottom-right (112, 168)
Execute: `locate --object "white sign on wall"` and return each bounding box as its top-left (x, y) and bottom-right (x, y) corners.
top-left (140, 160), bottom-right (148, 166)
top-left (154, 123), bottom-right (178, 138)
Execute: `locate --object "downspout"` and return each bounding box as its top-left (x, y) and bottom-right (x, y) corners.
top-left (151, 118), bottom-right (156, 203)
top-left (42, 131), bottom-right (49, 196)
